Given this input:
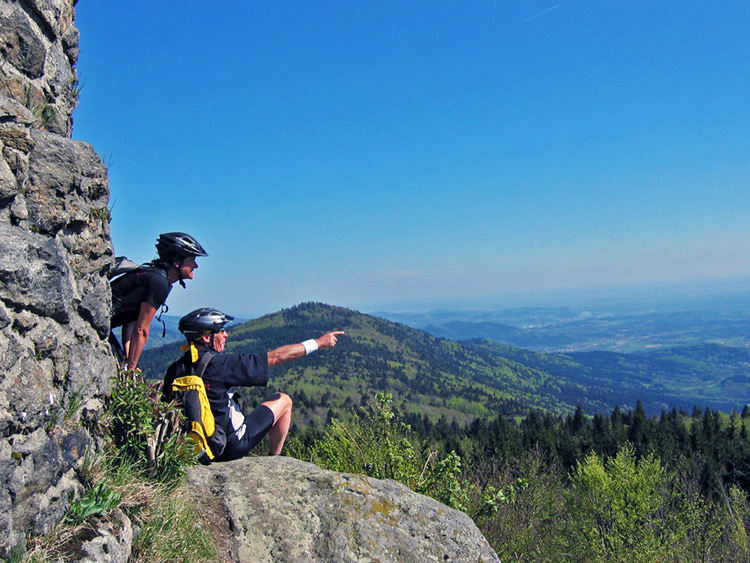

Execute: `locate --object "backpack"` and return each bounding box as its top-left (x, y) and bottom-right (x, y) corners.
top-left (109, 256), bottom-right (170, 336)
top-left (108, 256), bottom-right (143, 281)
top-left (170, 350), bottom-right (226, 464)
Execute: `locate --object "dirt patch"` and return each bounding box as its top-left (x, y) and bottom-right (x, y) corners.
top-left (191, 488), bottom-right (241, 563)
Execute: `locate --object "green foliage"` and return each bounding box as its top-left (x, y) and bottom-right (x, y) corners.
top-left (567, 445), bottom-right (666, 562)
top-left (472, 451), bottom-right (568, 562)
top-left (291, 392), bottom-right (470, 510)
top-left (725, 485), bottom-right (750, 560)
top-left (561, 446), bottom-right (750, 563)
top-left (64, 483), bottom-right (121, 524)
top-left (103, 370), bottom-right (195, 484)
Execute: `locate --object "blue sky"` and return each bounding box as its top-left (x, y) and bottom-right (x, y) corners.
top-left (73, 1), bottom-right (750, 317)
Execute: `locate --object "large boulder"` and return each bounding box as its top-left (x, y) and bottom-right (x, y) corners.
top-left (189, 456), bottom-right (499, 563)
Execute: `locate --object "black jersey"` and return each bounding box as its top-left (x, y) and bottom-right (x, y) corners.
top-left (110, 267), bottom-right (171, 328)
top-left (164, 347), bottom-right (269, 449)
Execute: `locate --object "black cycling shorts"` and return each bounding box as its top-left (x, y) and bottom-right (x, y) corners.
top-left (216, 404), bottom-right (275, 461)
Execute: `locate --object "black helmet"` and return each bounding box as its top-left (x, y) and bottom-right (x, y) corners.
top-left (179, 308), bottom-right (234, 341)
top-left (156, 232), bottom-right (208, 262)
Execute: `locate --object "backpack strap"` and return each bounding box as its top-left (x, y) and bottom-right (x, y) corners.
top-left (194, 350), bottom-right (215, 377)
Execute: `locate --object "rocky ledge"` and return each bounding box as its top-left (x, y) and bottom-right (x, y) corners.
top-left (188, 456), bottom-right (499, 563)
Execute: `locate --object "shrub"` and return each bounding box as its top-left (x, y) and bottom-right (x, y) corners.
top-left (290, 392), bottom-right (471, 510)
top-left (64, 482), bottom-right (121, 524)
top-left (472, 450), bottom-right (568, 562)
top-left (103, 370), bottom-right (195, 484)
top-left (566, 445), bottom-right (667, 562)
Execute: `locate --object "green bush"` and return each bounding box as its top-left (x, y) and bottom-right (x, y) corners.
top-left (563, 445), bottom-right (750, 562)
top-left (64, 482), bottom-right (121, 524)
top-left (290, 392), bottom-right (471, 510)
top-left (566, 445), bottom-right (666, 561)
top-left (103, 370), bottom-right (196, 484)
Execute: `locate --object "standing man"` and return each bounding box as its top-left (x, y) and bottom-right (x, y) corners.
top-left (110, 232), bottom-right (208, 371)
top-left (163, 307), bottom-right (344, 459)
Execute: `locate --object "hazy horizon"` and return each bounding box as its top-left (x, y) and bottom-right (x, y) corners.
top-left (173, 276), bottom-right (750, 319)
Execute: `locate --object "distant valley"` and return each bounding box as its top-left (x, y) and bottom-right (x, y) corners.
top-left (376, 307), bottom-right (750, 353)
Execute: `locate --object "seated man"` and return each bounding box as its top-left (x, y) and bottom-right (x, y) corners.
top-left (163, 307), bottom-right (343, 459)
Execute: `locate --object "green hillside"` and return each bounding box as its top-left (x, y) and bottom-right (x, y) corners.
top-left (465, 339), bottom-right (750, 414)
top-left (140, 303), bottom-right (585, 425)
top-left (140, 303), bottom-right (750, 427)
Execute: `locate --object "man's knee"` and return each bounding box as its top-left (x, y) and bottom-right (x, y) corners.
top-left (263, 392), bottom-right (292, 418)
top-left (268, 391), bottom-right (292, 406)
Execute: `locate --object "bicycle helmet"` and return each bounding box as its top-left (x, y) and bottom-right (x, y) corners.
top-left (179, 308), bottom-right (234, 341)
top-left (156, 232), bottom-right (208, 262)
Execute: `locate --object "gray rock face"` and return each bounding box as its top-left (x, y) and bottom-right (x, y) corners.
top-left (189, 457), bottom-right (499, 563)
top-left (0, 0), bottom-right (115, 556)
top-left (0, 0), bottom-right (79, 136)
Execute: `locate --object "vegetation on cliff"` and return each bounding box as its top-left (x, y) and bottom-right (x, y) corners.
top-left (23, 372), bottom-right (218, 563)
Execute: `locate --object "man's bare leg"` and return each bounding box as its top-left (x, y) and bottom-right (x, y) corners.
top-left (261, 392), bottom-right (293, 455)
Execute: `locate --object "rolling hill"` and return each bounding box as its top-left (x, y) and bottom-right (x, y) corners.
top-left (139, 303), bottom-right (585, 425)
top-left (139, 303), bottom-right (750, 428)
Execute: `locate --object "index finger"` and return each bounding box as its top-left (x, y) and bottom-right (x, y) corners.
top-left (330, 331), bottom-right (345, 336)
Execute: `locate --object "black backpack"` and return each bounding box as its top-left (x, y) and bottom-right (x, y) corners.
top-left (109, 256), bottom-right (170, 336)
top-left (170, 351), bottom-right (227, 464)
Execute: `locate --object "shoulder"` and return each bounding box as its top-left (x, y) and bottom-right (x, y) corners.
top-left (139, 268), bottom-right (170, 286)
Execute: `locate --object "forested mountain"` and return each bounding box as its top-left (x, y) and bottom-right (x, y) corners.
top-left (140, 303), bottom-right (578, 426)
top-left (140, 303), bottom-right (750, 426)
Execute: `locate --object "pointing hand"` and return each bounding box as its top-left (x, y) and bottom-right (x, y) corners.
top-left (317, 331), bottom-right (345, 349)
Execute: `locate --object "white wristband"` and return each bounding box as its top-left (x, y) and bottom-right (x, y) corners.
top-left (302, 339), bottom-right (319, 355)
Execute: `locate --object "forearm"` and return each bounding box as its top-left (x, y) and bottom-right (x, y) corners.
top-left (267, 332), bottom-right (343, 367)
top-left (126, 328), bottom-right (149, 370)
top-left (126, 302), bottom-right (158, 371)
top-left (267, 343), bottom-right (306, 367)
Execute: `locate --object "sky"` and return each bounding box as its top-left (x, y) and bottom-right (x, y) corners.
top-left (72, 1), bottom-right (750, 318)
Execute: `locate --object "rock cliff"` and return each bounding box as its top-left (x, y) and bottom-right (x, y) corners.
top-left (189, 456), bottom-right (500, 563)
top-left (0, 0), bottom-right (114, 555)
